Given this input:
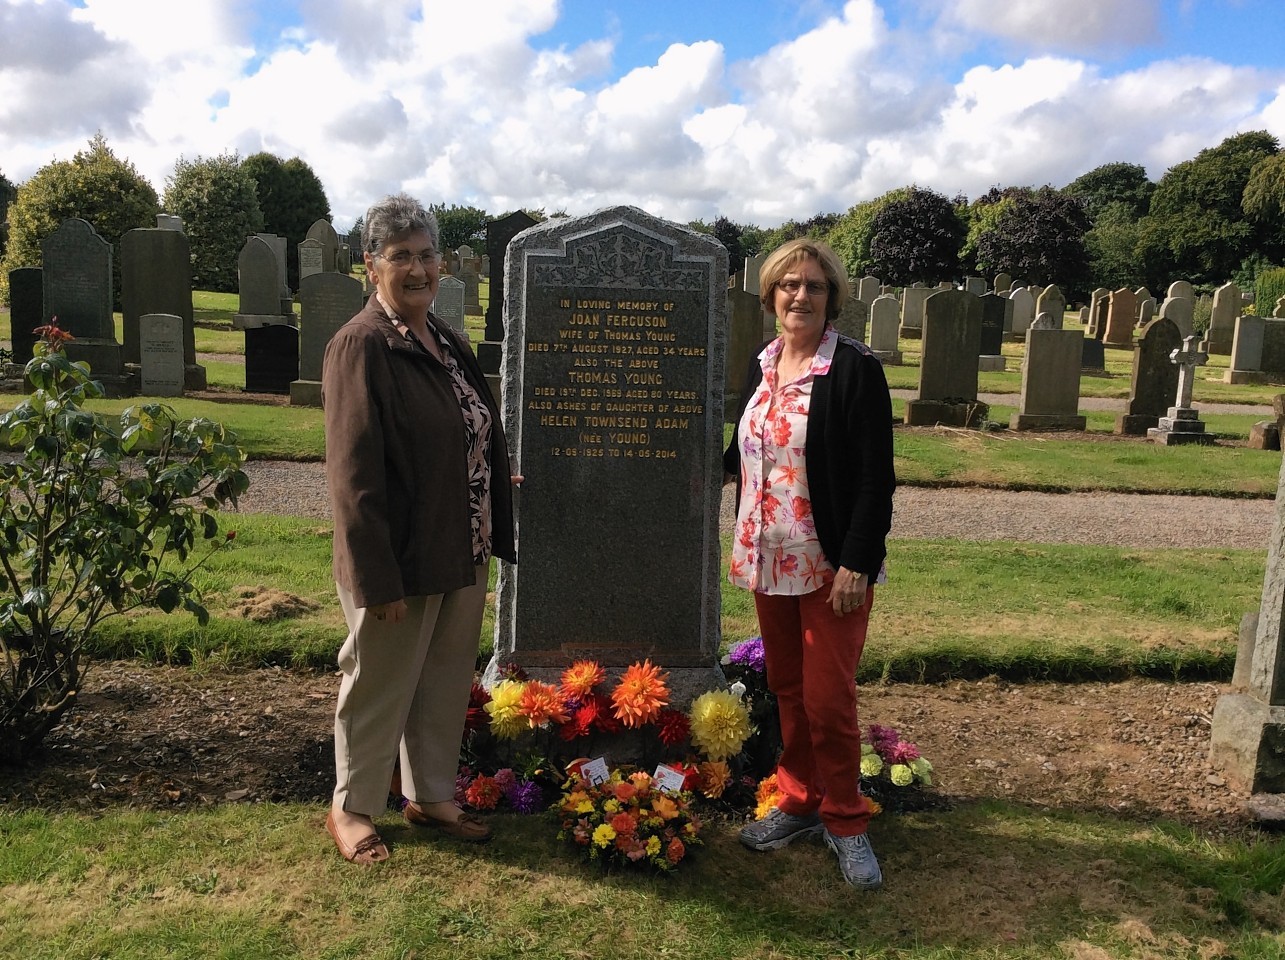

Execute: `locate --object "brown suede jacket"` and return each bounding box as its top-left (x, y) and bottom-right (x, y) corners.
top-left (322, 298), bottom-right (515, 608)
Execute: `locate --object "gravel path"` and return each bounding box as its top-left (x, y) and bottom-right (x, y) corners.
top-left (238, 460), bottom-right (1275, 551)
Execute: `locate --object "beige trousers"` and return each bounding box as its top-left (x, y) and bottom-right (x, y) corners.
top-left (332, 564), bottom-right (487, 817)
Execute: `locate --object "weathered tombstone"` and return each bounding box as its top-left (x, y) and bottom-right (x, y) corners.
top-left (1102, 287), bottom-right (1138, 348)
top-left (1225, 315), bottom-right (1267, 384)
top-left (1081, 336), bottom-right (1106, 372)
top-left (1148, 336), bottom-right (1214, 445)
top-left (1167, 279), bottom-right (1195, 302)
top-left (481, 254), bottom-right (490, 278)
top-left (904, 290), bottom-right (985, 427)
top-left (456, 243), bottom-right (475, 262)
top-left (290, 272), bottom-right (364, 406)
top-left (244, 324), bottom-right (300, 394)
top-left (1077, 306), bottom-right (1089, 325)
top-left (1205, 281), bottom-right (1240, 355)
top-left (993, 272), bottom-right (1012, 295)
top-left (433, 275), bottom-right (467, 333)
top-left (489, 206), bottom-right (727, 700)
top-left (337, 243), bottom-right (352, 275)
top-left (899, 284), bottom-right (931, 340)
top-left (1008, 286), bottom-right (1034, 341)
top-left (305, 218), bottom-right (340, 273)
top-left (1257, 320), bottom-right (1285, 382)
top-left (867, 294), bottom-right (903, 365)
top-left (1137, 297), bottom-right (1156, 327)
top-left (1210, 452), bottom-right (1285, 794)
top-left (480, 211), bottom-right (539, 391)
top-left (857, 275), bottom-right (880, 304)
top-left (1034, 285), bottom-right (1066, 334)
top-left (121, 227), bottom-right (205, 390)
top-left (725, 286), bottom-right (765, 420)
top-left (138, 314), bottom-right (185, 397)
top-left (1115, 316), bottom-right (1182, 435)
top-left (833, 296), bottom-right (868, 342)
top-left (7, 267), bottom-right (42, 365)
top-left (977, 292), bottom-right (1010, 371)
top-left (255, 232), bottom-right (291, 305)
top-left (1159, 295), bottom-right (1195, 341)
top-left (1086, 287), bottom-right (1110, 339)
top-left (297, 237), bottom-right (325, 282)
top-left (234, 236), bottom-right (294, 328)
top-left (1134, 286), bottom-right (1151, 304)
top-left (964, 276), bottom-right (987, 297)
top-left (155, 214), bottom-right (184, 231)
top-left (461, 260), bottom-right (482, 316)
top-left (41, 218), bottom-right (127, 393)
top-left (742, 254), bottom-right (765, 296)
top-left (1011, 320), bottom-right (1085, 431)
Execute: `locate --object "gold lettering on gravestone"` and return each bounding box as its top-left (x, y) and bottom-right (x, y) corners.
top-left (527, 299), bottom-right (705, 460)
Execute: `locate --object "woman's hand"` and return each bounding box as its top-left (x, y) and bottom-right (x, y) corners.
top-left (367, 599), bottom-right (409, 624)
top-left (511, 474), bottom-right (524, 486)
top-left (828, 567), bottom-right (868, 618)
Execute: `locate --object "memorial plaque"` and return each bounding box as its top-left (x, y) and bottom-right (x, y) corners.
top-left (298, 238), bottom-right (325, 282)
top-left (491, 206), bottom-right (726, 692)
top-left (433, 275), bottom-right (466, 333)
top-left (139, 314), bottom-right (185, 397)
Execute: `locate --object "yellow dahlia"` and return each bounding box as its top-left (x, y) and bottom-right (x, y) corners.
top-left (698, 760), bottom-right (732, 799)
top-left (610, 660), bottom-right (670, 727)
top-left (688, 689), bottom-right (752, 760)
top-left (518, 680), bottom-right (569, 727)
top-left (560, 660), bottom-right (606, 699)
top-left (592, 824), bottom-right (616, 848)
top-left (485, 679), bottom-right (527, 739)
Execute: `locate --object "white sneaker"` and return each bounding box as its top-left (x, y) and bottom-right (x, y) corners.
top-left (823, 829), bottom-right (883, 888)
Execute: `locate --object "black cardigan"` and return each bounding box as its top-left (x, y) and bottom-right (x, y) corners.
top-left (723, 333), bottom-right (896, 580)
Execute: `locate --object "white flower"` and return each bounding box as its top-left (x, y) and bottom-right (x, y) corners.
top-left (729, 680), bottom-right (746, 699)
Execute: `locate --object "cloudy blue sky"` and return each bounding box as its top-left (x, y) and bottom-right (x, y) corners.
top-left (2, 0), bottom-right (1284, 231)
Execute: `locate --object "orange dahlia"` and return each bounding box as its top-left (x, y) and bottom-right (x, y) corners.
top-left (610, 659), bottom-right (670, 727)
top-left (560, 660), bottom-right (606, 699)
top-left (518, 680), bottom-right (569, 727)
top-left (698, 760), bottom-right (732, 799)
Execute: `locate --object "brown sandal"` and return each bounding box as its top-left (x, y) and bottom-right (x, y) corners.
top-left (326, 810), bottom-right (390, 864)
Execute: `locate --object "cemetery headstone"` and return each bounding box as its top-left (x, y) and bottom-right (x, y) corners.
top-left (290, 271), bottom-right (365, 406)
top-left (138, 314), bottom-right (185, 397)
top-left (1081, 336), bottom-right (1106, 372)
top-left (298, 237), bottom-right (325, 282)
top-left (461, 260), bottom-right (482, 316)
top-left (833, 296), bottom-right (868, 343)
top-left (1008, 286), bottom-right (1034, 341)
top-left (8, 267), bottom-right (42, 365)
top-left (234, 236), bottom-right (295, 329)
top-left (725, 286), bottom-right (765, 420)
top-left (41, 218), bottom-right (127, 393)
top-left (1205, 281), bottom-right (1240, 355)
top-left (993, 272), bottom-right (1012, 295)
top-left (1034, 285), bottom-right (1066, 335)
top-left (857, 275), bottom-right (880, 304)
top-left (256, 233), bottom-right (291, 305)
top-left (1276, 296), bottom-right (1285, 318)
top-left (433, 275), bottom-right (467, 333)
top-left (489, 205), bottom-right (726, 701)
top-left (1257, 319), bottom-right (1285, 382)
top-left (480, 211), bottom-right (539, 388)
top-left (1137, 297), bottom-right (1156, 327)
top-left (899, 284), bottom-right (931, 340)
top-left (1011, 320), bottom-right (1085, 431)
top-left (1159, 295), bottom-right (1195, 341)
top-left (977, 292), bottom-right (1010, 371)
top-left (456, 243), bottom-right (475, 261)
top-left (1115, 316), bottom-right (1182, 435)
top-left (121, 227), bottom-right (205, 390)
top-left (867, 294), bottom-right (903, 365)
top-left (305, 218), bottom-right (340, 273)
top-left (244, 323), bottom-right (299, 394)
top-left (964, 276), bottom-right (987, 297)
top-left (155, 214), bottom-right (184, 231)
top-left (1087, 287), bottom-right (1110, 340)
top-left (1103, 287), bottom-right (1138, 348)
top-left (904, 290), bottom-right (985, 427)
top-left (1225, 315), bottom-right (1267, 384)
top-left (1148, 336), bottom-right (1213, 445)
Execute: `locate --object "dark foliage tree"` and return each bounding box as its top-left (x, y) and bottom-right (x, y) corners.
top-left (242, 153), bottom-right (330, 289)
top-left (868, 186), bottom-right (965, 285)
top-left (1084, 201), bottom-right (1146, 291)
top-left (973, 187), bottom-right (1091, 297)
top-left (0, 134), bottom-right (159, 310)
top-left (1243, 152), bottom-right (1285, 266)
top-left (826, 189), bottom-right (911, 278)
top-left (1062, 162), bottom-right (1154, 221)
top-left (0, 168), bottom-right (16, 263)
top-left (429, 204), bottom-right (489, 252)
top-left (1137, 130), bottom-right (1279, 288)
top-left (163, 153), bottom-right (264, 293)
top-left (712, 215), bottom-right (747, 277)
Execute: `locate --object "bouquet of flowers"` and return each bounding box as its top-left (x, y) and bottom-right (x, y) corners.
top-left (720, 636), bottom-right (781, 778)
top-left (859, 723), bottom-right (934, 812)
top-left (555, 767), bottom-right (702, 872)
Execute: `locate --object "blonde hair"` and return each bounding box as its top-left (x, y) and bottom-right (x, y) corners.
top-left (758, 238), bottom-right (849, 322)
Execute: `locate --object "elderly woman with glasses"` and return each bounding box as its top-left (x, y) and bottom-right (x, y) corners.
top-left (724, 239), bottom-right (895, 889)
top-left (321, 192), bottom-right (518, 864)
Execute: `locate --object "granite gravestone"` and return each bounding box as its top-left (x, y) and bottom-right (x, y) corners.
top-left (833, 296), bottom-right (868, 342)
top-left (480, 211), bottom-right (540, 387)
top-left (1162, 281), bottom-right (1195, 338)
top-left (899, 284), bottom-right (931, 340)
top-left (256, 233), bottom-right (291, 304)
top-left (121, 227), bottom-right (206, 390)
top-left (155, 214), bottom-right (184, 231)
top-left (993, 273), bottom-right (1012, 295)
top-left (138, 314), bottom-right (185, 397)
top-left (298, 238), bottom-right (325, 282)
top-left (1148, 336), bottom-right (1214, 445)
top-left (1116, 316), bottom-right (1182, 435)
top-left (1103, 287), bottom-right (1138, 348)
top-left (725, 285), bottom-right (764, 421)
top-left (489, 206), bottom-right (726, 700)
top-left (1205, 282), bottom-right (1240, 355)
top-left (234, 236), bottom-right (294, 328)
top-left (305, 218), bottom-right (340, 273)
top-left (1086, 287), bottom-right (1110, 339)
top-left (1008, 287), bottom-right (1035, 341)
top-left (41, 218), bottom-right (127, 393)
top-left (461, 260), bottom-right (482, 316)
top-left (1225, 315), bottom-right (1267, 384)
top-left (856, 275), bottom-right (881, 304)
top-left (867, 294), bottom-right (902, 364)
top-left (290, 272), bottom-right (364, 406)
top-left (977, 292), bottom-right (1010, 370)
top-left (8, 267), bottom-right (42, 365)
top-left (1034, 285), bottom-right (1066, 336)
top-left (904, 290), bottom-right (985, 427)
top-left (244, 324), bottom-right (299, 394)
top-left (1010, 323), bottom-right (1085, 431)
top-left (963, 277), bottom-right (987, 297)
top-left (433, 275), bottom-right (467, 333)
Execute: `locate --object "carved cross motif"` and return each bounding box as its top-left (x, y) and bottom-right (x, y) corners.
top-left (1169, 335), bottom-right (1208, 410)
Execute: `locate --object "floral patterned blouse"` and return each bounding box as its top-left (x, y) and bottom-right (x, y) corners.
top-left (729, 328), bottom-right (840, 595)
top-left (377, 293), bottom-right (494, 564)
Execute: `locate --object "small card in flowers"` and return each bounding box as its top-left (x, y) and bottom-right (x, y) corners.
top-left (580, 756), bottom-right (610, 785)
top-left (652, 763), bottom-right (688, 795)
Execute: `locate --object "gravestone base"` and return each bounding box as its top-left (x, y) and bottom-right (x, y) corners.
top-left (1205, 331), bottom-right (1234, 356)
top-left (234, 313), bottom-right (296, 330)
top-left (1115, 413), bottom-right (1159, 436)
top-left (289, 379), bottom-right (323, 407)
top-left (978, 355), bottom-right (1006, 372)
top-left (870, 349), bottom-right (903, 365)
top-left (1224, 369), bottom-right (1272, 385)
top-left (904, 399), bottom-right (988, 428)
top-left (1209, 693), bottom-right (1285, 794)
top-left (1250, 421), bottom-right (1282, 450)
top-left (897, 325), bottom-right (922, 341)
top-left (1148, 407), bottom-right (1215, 445)
top-left (1009, 413), bottom-right (1086, 432)
top-left (65, 340), bottom-right (134, 398)
top-left (185, 364), bottom-right (208, 391)
top-left (1102, 337), bottom-right (1134, 350)
top-left (1245, 793), bottom-right (1285, 827)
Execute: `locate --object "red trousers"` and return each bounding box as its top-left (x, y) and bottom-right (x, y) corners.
top-left (755, 585), bottom-right (875, 837)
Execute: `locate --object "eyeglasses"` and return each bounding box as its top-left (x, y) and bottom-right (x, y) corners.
top-left (777, 279), bottom-right (829, 297)
top-left (374, 249), bottom-right (440, 268)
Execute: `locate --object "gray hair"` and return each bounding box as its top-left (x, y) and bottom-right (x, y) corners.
top-left (361, 192), bottom-right (440, 255)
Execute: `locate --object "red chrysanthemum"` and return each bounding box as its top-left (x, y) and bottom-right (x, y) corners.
top-left (666, 837), bottom-right (686, 864)
top-left (463, 682), bottom-right (492, 734)
top-left (655, 708), bottom-right (691, 746)
top-left (465, 775), bottom-right (501, 810)
top-left (560, 699), bottom-right (599, 741)
top-left (591, 692), bottom-right (623, 734)
top-left (610, 660), bottom-right (670, 728)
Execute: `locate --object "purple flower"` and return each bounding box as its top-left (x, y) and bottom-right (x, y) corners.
top-left (725, 636), bottom-right (766, 673)
top-left (507, 779), bottom-right (545, 814)
top-left (494, 768), bottom-right (518, 793)
top-left (889, 740), bottom-right (921, 764)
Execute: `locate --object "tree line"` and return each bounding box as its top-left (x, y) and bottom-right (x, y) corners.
top-left (2, 130), bottom-right (1283, 307)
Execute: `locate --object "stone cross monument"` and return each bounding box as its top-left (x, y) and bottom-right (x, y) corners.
top-left (1147, 335), bottom-right (1213, 445)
